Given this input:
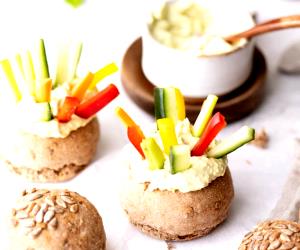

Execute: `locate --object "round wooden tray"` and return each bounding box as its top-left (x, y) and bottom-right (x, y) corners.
top-left (121, 38), bottom-right (267, 123)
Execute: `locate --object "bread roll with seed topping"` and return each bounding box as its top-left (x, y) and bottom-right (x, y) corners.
top-left (239, 220), bottom-right (300, 250)
top-left (7, 188), bottom-right (106, 250)
top-left (120, 168), bottom-right (234, 241)
top-left (0, 118), bottom-right (99, 182)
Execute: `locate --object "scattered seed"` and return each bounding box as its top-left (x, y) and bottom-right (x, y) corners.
top-left (43, 211), bottom-right (55, 223)
top-left (11, 209), bottom-right (16, 216)
top-left (48, 217), bottom-right (58, 229)
top-left (16, 211), bottom-right (29, 219)
top-left (273, 223), bottom-right (287, 229)
top-left (280, 233), bottom-right (291, 242)
top-left (60, 195), bottom-right (75, 204)
top-left (11, 218), bottom-right (18, 227)
top-left (35, 210), bottom-right (44, 223)
top-left (30, 204), bottom-right (41, 217)
top-left (26, 188), bottom-right (37, 194)
top-left (26, 202), bottom-right (36, 214)
top-left (19, 218), bottom-right (35, 228)
top-left (15, 203), bottom-right (28, 211)
top-left (288, 224), bottom-right (300, 233)
top-left (281, 242), bottom-right (295, 249)
top-left (40, 203), bottom-right (48, 213)
top-left (25, 193), bottom-right (43, 202)
top-left (268, 240), bottom-right (281, 249)
top-left (30, 228), bottom-right (42, 238)
top-left (70, 204), bottom-right (79, 213)
top-left (259, 241), bottom-right (270, 250)
top-left (45, 197), bottom-right (55, 207)
top-left (56, 198), bottom-right (67, 208)
top-left (53, 206), bottom-right (65, 214)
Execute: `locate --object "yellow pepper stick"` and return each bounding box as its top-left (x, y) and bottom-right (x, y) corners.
top-left (71, 72), bottom-right (94, 101)
top-left (15, 54), bottom-right (25, 78)
top-left (157, 118), bottom-right (178, 154)
top-left (89, 62), bottom-right (118, 90)
top-left (35, 78), bottom-right (52, 102)
top-left (175, 88), bottom-right (185, 121)
top-left (193, 94), bottom-right (218, 137)
top-left (115, 107), bottom-right (137, 127)
top-left (23, 51), bottom-right (36, 97)
top-left (0, 59), bottom-right (22, 101)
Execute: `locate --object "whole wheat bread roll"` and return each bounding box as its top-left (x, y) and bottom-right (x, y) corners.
top-left (120, 168), bottom-right (234, 241)
top-left (0, 118), bottom-right (99, 182)
top-left (8, 188), bottom-right (106, 250)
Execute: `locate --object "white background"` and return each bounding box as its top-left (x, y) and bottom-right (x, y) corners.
top-left (0, 0), bottom-right (300, 249)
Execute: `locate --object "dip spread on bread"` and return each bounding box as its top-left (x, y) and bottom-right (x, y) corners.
top-left (125, 119), bottom-right (228, 193)
top-left (0, 40), bottom-right (119, 138)
top-left (116, 89), bottom-right (255, 193)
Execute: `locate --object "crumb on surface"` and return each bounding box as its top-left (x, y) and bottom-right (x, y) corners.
top-left (166, 241), bottom-right (175, 250)
top-left (245, 160), bottom-right (252, 165)
top-left (251, 129), bottom-right (269, 149)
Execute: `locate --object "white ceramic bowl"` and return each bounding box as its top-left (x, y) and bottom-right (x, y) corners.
top-left (142, 0), bottom-right (256, 98)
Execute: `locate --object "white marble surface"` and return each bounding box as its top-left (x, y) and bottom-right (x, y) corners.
top-left (0, 0), bottom-right (300, 249)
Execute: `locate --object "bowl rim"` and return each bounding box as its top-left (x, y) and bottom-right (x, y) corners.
top-left (144, 8), bottom-right (256, 58)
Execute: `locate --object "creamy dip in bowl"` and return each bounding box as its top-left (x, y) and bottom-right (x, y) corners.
top-left (142, 0), bottom-right (255, 97)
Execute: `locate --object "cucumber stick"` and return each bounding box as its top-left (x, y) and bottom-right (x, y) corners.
top-left (193, 94), bottom-right (218, 137)
top-left (170, 145), bottom-right (191, 174)
top-left (54, 41), bottom-right (82, 87)
top-left (36, 39), bottom-right (50, 79)
top-left (154, 87), bottom-right (185, 122)
top-left (154, 88), bottom-right (165, 120)
top-left (22, 51), bottom-right (36, 96)
top-left (207, 126), bottom-right (255, 158)
top-left (141, 138), bottom-right (165, 170)
top-left (33, 102), bottom-right (53, 121)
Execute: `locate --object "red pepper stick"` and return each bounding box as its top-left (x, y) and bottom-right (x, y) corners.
top-left (191, 112), bottom-right (227, 156)
top-left (75, 84), bottom-right (119, 119)
top-left (57, 96), bottom-right (80, 123)
top-left (127, 125), bottom-right (145, 159)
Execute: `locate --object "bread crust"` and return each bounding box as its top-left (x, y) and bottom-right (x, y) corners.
top-left (120, 168), bottom-right (234, 241)
top-left (0, 118), bottom-right (99, 182)
top-left (8, 189), bottom-right (106, 250)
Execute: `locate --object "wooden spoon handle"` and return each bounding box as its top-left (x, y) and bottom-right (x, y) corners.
top-left (226, 15), bottom-right (300, 43)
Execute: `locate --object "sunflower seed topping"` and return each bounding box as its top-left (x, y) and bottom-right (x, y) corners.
top-left (25, 193), bottom-right (43, 202)
top-left (43, 211), bottom-right (55, 223)
top-left (45, 197), bottom-right (55, 207)
top-left (60, 195), bottom-right (75, 204)
top-left (15, 203), bottom-right (28, 211)
top-left (48, 217), bottom-right (58, 229)
top-left (19, 218), bottom-right (35, 228)
top-left (16, 210), bottom-right (29, 219)
top-left (30, 204), bottom-right (41, 217)
top-left (12, 189), bottom-right (80, 239)
top-left (34, 209), bottom-right (44, 223)
top-left (239, 220), bottom-right (300, 250)
top-left (30, 227), bottom-right (42, 238)
top-left (56, 198), bottom-right (67, 208)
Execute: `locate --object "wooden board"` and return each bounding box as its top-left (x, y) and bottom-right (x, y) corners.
top-left (121, 38), bottom-right (267, 123)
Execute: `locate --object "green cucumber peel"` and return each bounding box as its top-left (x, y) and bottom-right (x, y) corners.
top-left (169, 144), bottom-right (191, 174)
top-left (207, 126), bottom-right (255, 158)
top-left (38, 39), bottom-right (50, 79)
top-left (154, 87), bottom-right (165, 120)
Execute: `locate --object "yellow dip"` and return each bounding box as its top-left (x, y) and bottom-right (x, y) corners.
top-left (149, 0), bottom-right (255, 56)
top-left (124, 119), bottom-right (227, 193)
